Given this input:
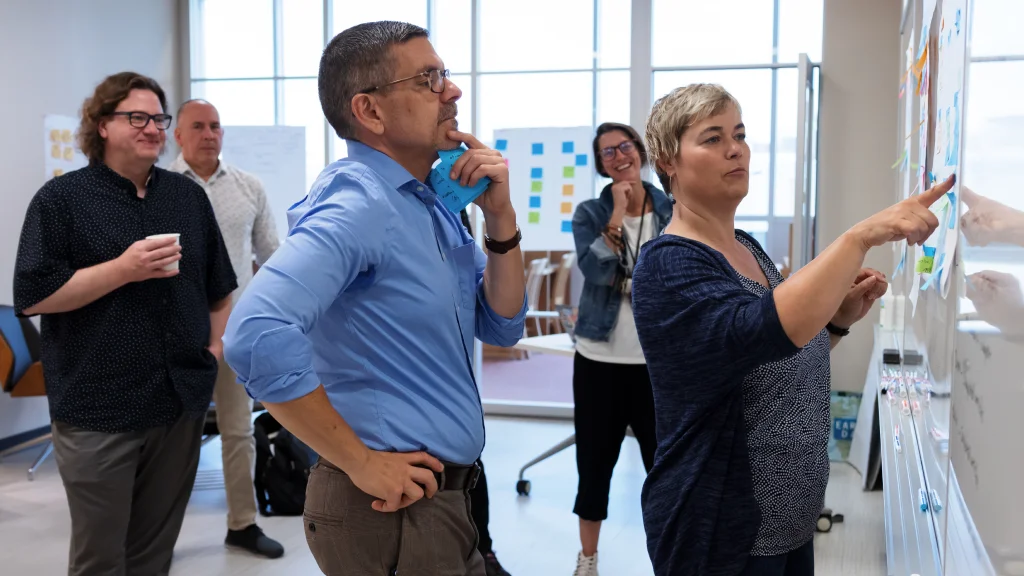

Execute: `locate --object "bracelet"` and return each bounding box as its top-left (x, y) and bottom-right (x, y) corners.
top-left (826, 322), bottom-right (851, 337)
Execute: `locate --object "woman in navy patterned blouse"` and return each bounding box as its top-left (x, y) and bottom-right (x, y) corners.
top-left (630, 83), bottom-right (954, 576)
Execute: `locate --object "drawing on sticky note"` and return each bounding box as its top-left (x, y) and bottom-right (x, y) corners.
top-left (532, 143), bottom-right (544, 155)
top-left (916, 256), bottom-right (935, 274)
top-left (495, 139), bottom-right (508, 151)
top-left (531, 167), bottom-right (543, 179)
top-left (561, 202), bottom-right (573, 214)
top-left (63, 147), bottom-right (74, 161)
top-left (575, 154), bottom-right (587, 167)
top-left (50, 144), bottom-right (61, 159)
top-left (562, 142), bottom-right (574, 154)
top-left (561, 220), bottom-right (572, 233)
top-left (61, 129), bottom-right (72, 144)
top-left (563, 166), bottom-right (575, 178)
top-left (529, 196), bottom-right (542, 208)
top-left (528, 211), bottom-right (540, 224)
top-left (562, 184), bottom-right (574, 196)
top-left (49, 129), bottom-right (60, 143)
top-left (531, 181), bottom-right (543, 192)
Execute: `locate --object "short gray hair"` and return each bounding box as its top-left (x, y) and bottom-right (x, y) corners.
top-left (645, 83), bottom-right (742, 191)
top-left (319, 21), bottom-right (429, 140)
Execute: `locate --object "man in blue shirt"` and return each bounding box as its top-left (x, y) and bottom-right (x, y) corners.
top-left (222, 20), bottom-right (527, 575)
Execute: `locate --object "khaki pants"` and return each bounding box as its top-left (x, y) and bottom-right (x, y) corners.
top-left (303, 460), bottom-right (486, 576)
top-left (52, 416), bottom-right (204, 576)
top-left (214, 359), bottom-right (258, 531)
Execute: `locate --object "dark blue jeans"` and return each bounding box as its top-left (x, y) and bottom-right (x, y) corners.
top-left (740, 539), bottom-right (814, 576)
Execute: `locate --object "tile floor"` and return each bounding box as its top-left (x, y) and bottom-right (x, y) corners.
top-left (0, 416), bottom-right (886, 575)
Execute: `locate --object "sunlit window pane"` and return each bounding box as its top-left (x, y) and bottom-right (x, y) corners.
top-left (963, 61), bottom-right (1024, 211)
top-left (451, 74), bottom-right (473, 134)
top-left (194, 0), bottom-right (274, 78)
top-left (479, 0), bottom-right (594, 72)
top-left (596, 70), bottom-right (630, 127)
top-left (774, 68), bottom-right (798, 217)
top-left (652, 0), bottom-right (774, 67)
top-left (331, 0), bottom-right (427, 37)
top-left (190, 80), bottom-right (276, 125)
top-left (597, 0), bottom-right (631, 69)
top-left (970, 0), bottom-right (1024, 58)
top-left (281, 79), bottom-right (327, 192)
top-left (433, 0), bottom-right (472, 73)
top-left (478, 72), bottom-right (593, 146)
top-left (777, 0), bottom-right (824, 63)
top-left (282, 0), bottom-right (324, 77)
top-left (652, 70), bottom-right (772, 216)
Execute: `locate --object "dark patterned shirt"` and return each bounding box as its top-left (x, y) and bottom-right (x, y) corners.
top-left (632, 231), bottom-right (830, 576)
top-left (14, 163), bottom-right (237, 433)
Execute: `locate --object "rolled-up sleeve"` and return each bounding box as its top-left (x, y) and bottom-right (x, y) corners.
top-left (223, 174), bottom-right (384, 403)
top-left (472, 243), bottom-right (527, 347)
top-left (14, 187), bottom-right (74, 316)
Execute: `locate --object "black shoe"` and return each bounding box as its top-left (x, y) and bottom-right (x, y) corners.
top-left (484, 551), bottom-right (511, 576)
top-left (225, 524), bottom-right (285, 559)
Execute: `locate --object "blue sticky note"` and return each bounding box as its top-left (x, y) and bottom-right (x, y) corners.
top-left (530, 167), bottom-right (543, 179)
top-left (495, 139), bottom-right (508, 151)
top-left (923, 246), bottom-right (936, 257)
top-left (529, 196), bottom-right (542, 208)
top-left (428, 145), bottom-right (491, 214)
top-left (532, 143), bottom-right (544, 155)
top-left (575, 154), bottom-right (587, 167)
top-left (561, 220), bottom-right (572, 233)
top-left (562, 142), bottom-right (574, 154)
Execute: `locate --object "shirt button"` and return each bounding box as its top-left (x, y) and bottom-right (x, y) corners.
top-left (417, 186), bottom-right (424, 192)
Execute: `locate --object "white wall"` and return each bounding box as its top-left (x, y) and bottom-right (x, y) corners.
top-left (818, 0), bottom-right (902, 391)
top-left (0, 0), bottom-right (184, 441)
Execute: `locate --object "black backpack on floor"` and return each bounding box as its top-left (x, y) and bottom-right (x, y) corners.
top-left (253, 412), bottom-right (315, 516)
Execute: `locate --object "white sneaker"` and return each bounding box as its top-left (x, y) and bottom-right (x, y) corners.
top-left (573, 551), bottom-right (599, 576)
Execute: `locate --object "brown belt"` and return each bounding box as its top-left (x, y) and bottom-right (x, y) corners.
top-left (318, 457), bottom-right (481, 492)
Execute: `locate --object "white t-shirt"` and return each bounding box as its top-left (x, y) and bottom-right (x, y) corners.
top-left (575, 212), bottom-right (655, 364)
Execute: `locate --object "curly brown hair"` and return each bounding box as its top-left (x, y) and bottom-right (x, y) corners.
top-left (77, 72), bottom-right (167, 165)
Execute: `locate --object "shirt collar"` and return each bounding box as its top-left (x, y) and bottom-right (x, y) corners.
top-left (345, 140), bottom-right (435, 204)
top-left (91, 161), bottom-right (158, 195)
top-left (170, 153), bottom-right (227, 184)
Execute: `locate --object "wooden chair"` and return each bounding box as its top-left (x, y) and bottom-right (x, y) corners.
top-left (0, 305), bottom-right (52, 480)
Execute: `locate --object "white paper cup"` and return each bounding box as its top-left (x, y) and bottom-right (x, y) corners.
top-left (146, 233), bottom-right (181, 271)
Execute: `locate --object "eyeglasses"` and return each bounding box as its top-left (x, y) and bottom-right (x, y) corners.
top-left (361, 68), bottom-right (451, 95)
top-left (600, 140), bottom-right (636, 161)
top-left (110, 111), bottom-right (173, 130)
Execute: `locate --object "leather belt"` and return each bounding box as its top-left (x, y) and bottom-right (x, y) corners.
top-left (318, 458), bottom-right (481, 492)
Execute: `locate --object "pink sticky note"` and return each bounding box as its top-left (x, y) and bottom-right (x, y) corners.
top-left (503, 158), bottom-right (509, 166)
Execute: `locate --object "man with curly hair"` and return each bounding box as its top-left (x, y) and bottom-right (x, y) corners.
top-left (13, 71), bottom-right (237, 576)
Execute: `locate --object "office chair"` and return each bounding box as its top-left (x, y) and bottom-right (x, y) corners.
top-left (0, 305), bottom-right (52, 480)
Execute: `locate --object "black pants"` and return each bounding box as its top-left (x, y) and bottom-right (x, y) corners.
top-left (739, 539), bottom-right (814, 576)
top-left (572, 352), bottom-right (657, 521)
top-left (469, 459), bottom-right (493, 555)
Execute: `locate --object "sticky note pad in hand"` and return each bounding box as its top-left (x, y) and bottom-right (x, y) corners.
top-left (429, 146), bottom-right (491, 214)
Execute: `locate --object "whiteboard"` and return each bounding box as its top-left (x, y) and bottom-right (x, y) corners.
top-left (219, 126), bottom-right (306, 241)
top-left (494, 127), bottom-right (595, 251)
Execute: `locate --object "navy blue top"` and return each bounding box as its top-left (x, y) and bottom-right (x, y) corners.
top-left (632, 231), bottom-right (831, 575)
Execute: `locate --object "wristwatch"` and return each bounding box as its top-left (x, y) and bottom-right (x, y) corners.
top-left (484, 226), bottom-right (522, 254)
top-left (826, 322), bottom-right (851, 337)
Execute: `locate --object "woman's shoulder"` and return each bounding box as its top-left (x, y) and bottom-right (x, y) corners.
top-left (639, 234), bottom-right (730, 273)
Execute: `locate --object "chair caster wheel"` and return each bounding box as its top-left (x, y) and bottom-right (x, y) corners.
top-left (816, 514), bottom-right (832, 532)
top-left (516, 479), bottom-right (531, 496)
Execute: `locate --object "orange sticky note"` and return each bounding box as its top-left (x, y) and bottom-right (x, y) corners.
top-left (561, 202), bottom-right (573, 214)
top-left (562, 184), bottom-right (574, 196)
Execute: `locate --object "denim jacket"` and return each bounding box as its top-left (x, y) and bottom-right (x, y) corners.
top-left (572, 181), bottom-right (673, 341)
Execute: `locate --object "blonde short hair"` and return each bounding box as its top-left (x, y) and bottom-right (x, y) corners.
top-left (645, 83), bottom-right (741, 190)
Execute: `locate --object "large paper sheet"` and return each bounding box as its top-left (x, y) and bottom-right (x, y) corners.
top-left (43, 114), bottom-right (87, 180)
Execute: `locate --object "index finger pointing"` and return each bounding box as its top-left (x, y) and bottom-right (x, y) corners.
top-left (447, 130), bottom-right (486, 150)
top-left (960, 185), bottom-right (980, 207)
top-left (916, 173), bottom-right (955, 207)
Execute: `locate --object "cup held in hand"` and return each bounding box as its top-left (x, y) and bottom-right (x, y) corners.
top-left (146, 233), bottom-right (181, 271)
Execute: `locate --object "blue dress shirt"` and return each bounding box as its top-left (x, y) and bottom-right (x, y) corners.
top-left (223, 141), bottom-right (527, 465)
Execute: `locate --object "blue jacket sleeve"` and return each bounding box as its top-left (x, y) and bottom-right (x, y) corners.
top-left (472, 241), bottom-right (527, 347)
top-left (572, 201), bottom-right (620, 287)
top-left (223, 172), bottom-right (387, 403)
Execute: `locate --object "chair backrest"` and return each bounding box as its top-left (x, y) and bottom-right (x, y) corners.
top-left (525, 257), bottom-right (550, 311)
top-left (0, 305), bottom-right (35, 393)
top-left (551, 252), bottom-right (576, 307)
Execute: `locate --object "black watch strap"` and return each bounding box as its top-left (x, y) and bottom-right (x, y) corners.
top-left (484, 226), bottom-right (522, 254)
top-left (826, 322), bottom-right (851, 337)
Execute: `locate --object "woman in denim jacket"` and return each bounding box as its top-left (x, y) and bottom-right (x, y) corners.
top-left (567, 122), bottom-right (672, 575)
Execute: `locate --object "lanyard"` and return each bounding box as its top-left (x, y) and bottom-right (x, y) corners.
top-left (621, 191), bottom-right (649, 275)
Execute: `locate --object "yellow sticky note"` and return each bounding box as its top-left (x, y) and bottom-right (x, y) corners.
top-left (52, 168), bottom-right (64, 177)
top-left (49, 129), bottom-right (60, 143)
top-left (51, 144), bottom-right (61, 159)
top-left (562, 184), bottom-right (574, 196)
top-left (561, 202), bottom-right (573, 214)
top-left (63, 146), bottom-right (74, 161)
top-left (61, 129), bottom-right (72, 143)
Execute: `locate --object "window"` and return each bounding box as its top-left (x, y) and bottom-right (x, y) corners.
top-left (281, 79), bottom-right (327, 190)
top-left (970, 0), bottom-right (1024, 58)
top-left (478, 0), bottom-right (594, 72)
top-left (652, 0), bottom-right (774, 67)
top-left (190, 80), bottom-right (276, 125)
top-left (282, 0), bottom-right (325, 77)
top-left (193, 0), bottom-right (274, 79)
top-left (332, 0), bottom-right (427, 35)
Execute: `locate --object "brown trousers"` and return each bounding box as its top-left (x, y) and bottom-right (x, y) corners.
top-left (303, 460), bottom-right (486, 576)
